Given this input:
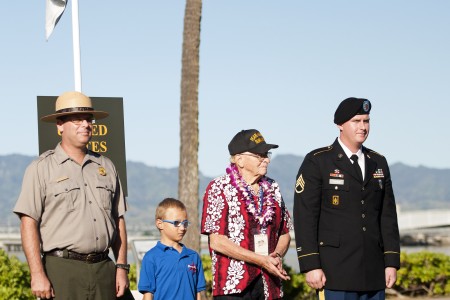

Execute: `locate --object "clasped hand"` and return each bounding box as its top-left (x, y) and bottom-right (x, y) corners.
top-left (260, 252), bottom-right (290, 280)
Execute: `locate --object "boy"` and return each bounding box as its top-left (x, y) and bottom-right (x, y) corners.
top-left (138, 198), bottom-right (206, 300)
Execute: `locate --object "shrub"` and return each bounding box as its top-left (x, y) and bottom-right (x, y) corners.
top-left (0, 249), bottom-right (33, 300)
top-left (396, 251), bottom-right (450, 297)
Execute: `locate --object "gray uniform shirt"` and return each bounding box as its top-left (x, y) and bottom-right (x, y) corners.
top-left (14, 143), bottom-right (127, 253)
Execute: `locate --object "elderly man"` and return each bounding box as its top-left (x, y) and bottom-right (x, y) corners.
top-left (14, 91), bottom-right (129, 299)
top-left (294, 98), bottom-right (400, 300)
top-left (201, 129), bottom-right (293, 300)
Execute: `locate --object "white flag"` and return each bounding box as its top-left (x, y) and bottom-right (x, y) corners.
top-left (45, 0), bottom-right (67, 40)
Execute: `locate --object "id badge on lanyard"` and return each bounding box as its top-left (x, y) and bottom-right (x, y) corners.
top-left (254, 233), bottom-right (269, 255)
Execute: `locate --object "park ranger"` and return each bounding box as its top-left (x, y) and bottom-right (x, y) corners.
top-left (14, 91), bottom-right (129, 300)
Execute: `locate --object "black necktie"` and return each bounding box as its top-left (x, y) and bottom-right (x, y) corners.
top-left (350, 154), bottom-right (363, 181)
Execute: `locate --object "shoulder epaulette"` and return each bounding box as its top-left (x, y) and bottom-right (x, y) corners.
top-left (365, 147), bottom-right (384, 158)
top-left (39, 149), bottom-right (55, 159)
top-left (313, 145), bottom-right (333, 156)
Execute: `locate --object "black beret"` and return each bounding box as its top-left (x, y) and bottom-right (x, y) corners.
top-left (228, 129), bottom-right (278, 155)
top-left (334, 97), bottom-right (371, 125)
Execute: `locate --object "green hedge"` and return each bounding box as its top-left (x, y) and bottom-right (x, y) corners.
top-left (2, 250), bottom-right (449, 299)
top-left (198, 251), bottom-right (450, 299)
top-left (396, 251), bottom-right (450, 297)
top-left (0, 249), bottom-right (33, 300)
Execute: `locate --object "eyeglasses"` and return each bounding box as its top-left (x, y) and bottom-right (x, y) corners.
top-left (162, 220), bottom-right (191, 228)
top-left (241, 152), bottom-right (272, 162)
top-left (63, 116), bottom-right (96, 125)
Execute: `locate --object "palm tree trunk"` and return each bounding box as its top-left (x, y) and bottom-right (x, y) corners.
top-left (179, 0), bottom-right (202, 253)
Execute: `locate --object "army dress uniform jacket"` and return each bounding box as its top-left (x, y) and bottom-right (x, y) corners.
top-left (293, 139), bottom-right (400, 291)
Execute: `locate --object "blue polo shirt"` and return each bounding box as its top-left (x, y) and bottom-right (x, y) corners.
top-left (138, 241), bottom-right (206, 300)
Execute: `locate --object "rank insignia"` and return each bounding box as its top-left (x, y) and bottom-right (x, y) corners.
top-left (373, 168), bottom-right (384, 178)
top-left (332, 195), bottom-right (339, 206)
top-left (295, 174), bottom-right (305, 194)
top-left (98, 167), bottom-right (106, 176)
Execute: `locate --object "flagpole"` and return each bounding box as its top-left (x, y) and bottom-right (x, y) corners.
top-left (71, 0), bottom-right (82, 92)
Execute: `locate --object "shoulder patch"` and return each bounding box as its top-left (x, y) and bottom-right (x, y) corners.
top-left (313, 145), bottom-right (333, 156)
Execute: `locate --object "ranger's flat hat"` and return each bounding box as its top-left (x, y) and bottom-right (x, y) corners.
top-left (334, 97), bottom-right (371, 125)
top-left (41, 91), bottom-right (109, 122)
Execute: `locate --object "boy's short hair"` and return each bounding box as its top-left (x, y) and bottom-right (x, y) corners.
top-left (155, 198), bottom-right (187, 220)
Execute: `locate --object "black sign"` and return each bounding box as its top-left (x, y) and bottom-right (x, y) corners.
top-left (37, 96), bottom-right (128, 196)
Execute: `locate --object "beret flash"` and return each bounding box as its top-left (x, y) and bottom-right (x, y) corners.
top-left (334, 97), bottom-right (371, 125)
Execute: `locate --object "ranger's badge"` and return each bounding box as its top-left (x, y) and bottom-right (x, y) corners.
top-left (295, 174), bottom-right (305, 194)
top-left (98, 166), bottom-right (106, 176)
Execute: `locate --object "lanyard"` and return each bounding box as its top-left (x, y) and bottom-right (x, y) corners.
top-left (258, 187), bottom-right (264, 214)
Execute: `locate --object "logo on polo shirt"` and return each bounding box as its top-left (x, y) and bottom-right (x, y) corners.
top-left (187, 263), bottom-right (197, 273)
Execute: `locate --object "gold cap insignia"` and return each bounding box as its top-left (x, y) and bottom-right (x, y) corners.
top-left (98, 167), bottom-right (106, 176)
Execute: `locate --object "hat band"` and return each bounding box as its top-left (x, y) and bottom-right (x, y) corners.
top-left (55, 107), bottom-right (94, 114)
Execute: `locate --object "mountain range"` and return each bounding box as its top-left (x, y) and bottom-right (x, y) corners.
top-left (1, 154), bottom-right (449, 229)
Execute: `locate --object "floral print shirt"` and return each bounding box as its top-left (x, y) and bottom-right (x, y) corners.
top-left (201, 174), bottom-right (293, 299)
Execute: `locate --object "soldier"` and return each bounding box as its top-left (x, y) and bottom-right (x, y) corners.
top-left (14, 91), bottom-right (129, 299)
top-left (294, 97), bottom-right (400, 300)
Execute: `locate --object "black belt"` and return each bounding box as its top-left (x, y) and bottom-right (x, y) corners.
top-left (44, 249), bottom-right (109, 264)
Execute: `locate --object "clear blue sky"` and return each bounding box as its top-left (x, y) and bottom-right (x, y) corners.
top-left (1, 1), bottom-right (449, 177)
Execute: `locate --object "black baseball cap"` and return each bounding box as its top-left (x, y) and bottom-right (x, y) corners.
top-left (334, 97), bottom-right (371, 125)
top-left (228, 129), bottom-right (279, 155)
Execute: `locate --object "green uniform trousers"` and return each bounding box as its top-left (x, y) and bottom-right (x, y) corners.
top-left (44, 255), bottom-right (116, 300)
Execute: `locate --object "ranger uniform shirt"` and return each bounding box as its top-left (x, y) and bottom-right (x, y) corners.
top-left (14, 143), bottom-right (127, 254)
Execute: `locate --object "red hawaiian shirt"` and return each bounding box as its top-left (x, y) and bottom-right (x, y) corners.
top-left (201, 174), bottom-right (293, 299)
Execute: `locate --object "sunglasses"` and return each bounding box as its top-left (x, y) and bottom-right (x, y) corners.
top-left (162, 219), bottom-right (191, 228)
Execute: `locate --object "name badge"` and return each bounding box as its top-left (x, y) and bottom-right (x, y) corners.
top-left (56, 176), bottom-right (69, 183)
top-left (329, 179), bottom-right (344, 185)
top-left (254, 234), bottom-right (268, 256)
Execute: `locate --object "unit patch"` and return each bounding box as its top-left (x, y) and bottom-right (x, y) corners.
top-left (332, 195), bottom-right (340, 206)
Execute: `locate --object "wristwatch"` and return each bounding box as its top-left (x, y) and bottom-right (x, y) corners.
top-left (116, 263), bottom-right (130, 273)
